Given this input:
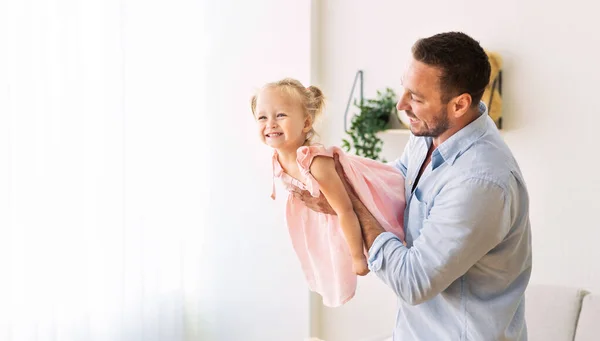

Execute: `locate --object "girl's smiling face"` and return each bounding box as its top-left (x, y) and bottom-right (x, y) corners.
top-left (254, 87), bottom-right (312, 152)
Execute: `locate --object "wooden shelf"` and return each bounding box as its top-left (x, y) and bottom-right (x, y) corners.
top-left (381, 127), bottom-right (506, 136)
top-left (379, 128), bottom-right (411, 135)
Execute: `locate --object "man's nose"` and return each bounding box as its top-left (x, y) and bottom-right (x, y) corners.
top-left (396, 91), bottom-right (410, 111)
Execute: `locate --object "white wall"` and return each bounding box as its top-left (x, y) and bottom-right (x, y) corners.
top-left (202, 1), bottom-right (314, 340)
top-left (314, 0), bottom-right (600, 340)
top-left (1, 1), bottom-right (210, 340)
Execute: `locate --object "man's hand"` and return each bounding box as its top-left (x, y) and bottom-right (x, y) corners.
top-left (332, 153), bottom-right (360, 204)
top-left (292, 153), bottom-right (386, 249)
top-left (333, 153), bottom-right (386, 249)
top-left (291, 188), bottom-right (336, 215)
top-left (291, 153), bottom-right (358, 215)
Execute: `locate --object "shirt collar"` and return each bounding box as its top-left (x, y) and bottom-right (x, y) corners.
top-left (434, 101), bottom-right (490, 166)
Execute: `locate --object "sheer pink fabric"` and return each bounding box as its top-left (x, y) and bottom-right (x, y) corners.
top-left (271, 145), bottom-right (406, 307)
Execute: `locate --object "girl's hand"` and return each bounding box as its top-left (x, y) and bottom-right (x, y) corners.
top-left (353, 255), bottom-right (370, 276)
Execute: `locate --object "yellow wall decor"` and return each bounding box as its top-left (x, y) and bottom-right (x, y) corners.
top-left (482, 51), bottom-right (503, 129)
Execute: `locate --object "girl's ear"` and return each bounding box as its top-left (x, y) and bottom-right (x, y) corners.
top-left (303, 115), bottom-right (313, 133)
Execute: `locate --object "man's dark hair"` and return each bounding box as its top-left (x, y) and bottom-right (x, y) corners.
top-left (412, 32), bottom-right (491, 106)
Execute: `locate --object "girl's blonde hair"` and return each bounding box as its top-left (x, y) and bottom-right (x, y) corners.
top-left (251, 78), bottom-right (325, 143)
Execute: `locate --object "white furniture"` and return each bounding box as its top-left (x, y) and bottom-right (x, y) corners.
top-left (525, 284), bottom-right (589, 341)
top-left (371, 284), bottom-right (598, 341)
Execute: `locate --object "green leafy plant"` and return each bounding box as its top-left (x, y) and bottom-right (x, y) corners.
top-left (342, 88), bottom-right (397, 161)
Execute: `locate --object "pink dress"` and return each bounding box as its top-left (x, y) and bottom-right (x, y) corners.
top-left (271, 145), bottom-right (406, 307)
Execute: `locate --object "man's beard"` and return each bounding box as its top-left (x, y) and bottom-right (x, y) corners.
top-left (407, 108), bottom-right (450, 138)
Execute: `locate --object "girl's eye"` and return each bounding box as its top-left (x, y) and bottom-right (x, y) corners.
top-left (257, 116), bottom-right (266, 120)
top-left (277, 113), bottom-right (286, 118)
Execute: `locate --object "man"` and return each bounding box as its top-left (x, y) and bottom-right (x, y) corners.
top-left (294, 32), bottom-right (532, 340)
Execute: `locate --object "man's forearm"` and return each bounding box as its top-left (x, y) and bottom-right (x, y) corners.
top-left (352, 198), bottom-right (386, 250)
top-left (334, 151), bottom-right (387, 249)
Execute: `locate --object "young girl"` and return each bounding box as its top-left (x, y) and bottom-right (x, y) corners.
top-left (251, 78), bottom-right (406, 307)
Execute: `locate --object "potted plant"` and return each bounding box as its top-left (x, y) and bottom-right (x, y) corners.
top-left (342, 88), bottom-right (398, 162)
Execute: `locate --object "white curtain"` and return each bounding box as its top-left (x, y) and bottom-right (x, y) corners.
top-left (0, 1), bottom-right (208, 340)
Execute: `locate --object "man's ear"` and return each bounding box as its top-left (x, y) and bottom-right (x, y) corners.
top-left (449, 93), bottom-right (472, 118)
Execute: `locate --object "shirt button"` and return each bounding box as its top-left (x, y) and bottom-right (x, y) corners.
top-left (408, 180), bottom-right (413, 185)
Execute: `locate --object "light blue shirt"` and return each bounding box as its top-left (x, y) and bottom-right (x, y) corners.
top-left (369, 102), bottom-right (532, 341)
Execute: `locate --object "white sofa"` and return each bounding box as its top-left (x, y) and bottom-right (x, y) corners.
top-left (372, 284), bottom-right (598, 341)
top-left (525, 284), bottom-right (598, 341)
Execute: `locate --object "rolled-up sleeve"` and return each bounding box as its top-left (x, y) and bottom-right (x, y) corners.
top-left (367, 177), bottom-right (511, 305)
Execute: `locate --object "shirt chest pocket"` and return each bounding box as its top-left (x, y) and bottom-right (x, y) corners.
top-left (405, 187), bottom-right (430, 243)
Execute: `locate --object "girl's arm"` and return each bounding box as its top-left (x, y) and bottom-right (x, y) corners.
top-left (309, 156), bottom-right (368, 275)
